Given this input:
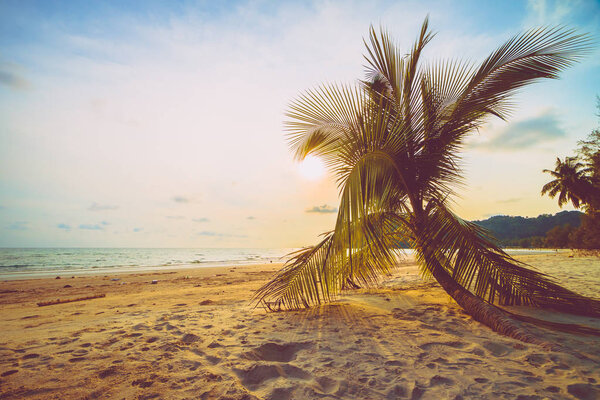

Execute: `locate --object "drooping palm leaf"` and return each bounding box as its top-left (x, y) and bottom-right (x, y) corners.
top-left (416, 200), bottom-right (600, 315)
top-left (253, 211), bottom-right (411, 309)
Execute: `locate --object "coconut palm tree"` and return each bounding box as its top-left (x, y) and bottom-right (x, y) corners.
top-left (254, 19), bottom-right (599, 344)
top-left (542, 156), bottom-right (594, 209)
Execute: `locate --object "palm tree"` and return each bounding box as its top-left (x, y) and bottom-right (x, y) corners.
top-left (254, 19), bottom-right (599, 344)
top-left (542, 156), bottom-right (594, 209)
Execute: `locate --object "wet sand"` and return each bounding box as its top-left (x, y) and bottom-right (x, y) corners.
top-left (0, 253), bottom-right (599, 399)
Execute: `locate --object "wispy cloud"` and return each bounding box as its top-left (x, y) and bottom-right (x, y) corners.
top-left (197, 231), bottom-right (247, 238)
top-left (247, 216), bottom-right (255, 220)
top-left (497, 198), bottom-right (522, 204)
top-left (7, 221), bottom-right (28, 230)
top-left (193, 218), bottom-right (209, 223)
top-left (57, 223), bottom-right (71, 231)
top-left (0, 64), bottom-right (30, 90)
top-left (525, 0), bottom-right (575, 25)
top-left (305, 204), bottom-right (338, 214)
top-left (79, 224), bottom-right (104, 230)
top-left (166, 215), bottom-right (185, 220)
top-left (133, 227), bottom-right (143, 232)
top-left (172, 196), bottom-right (190, 203)
top-left (471, 112), bottom-right (566, 151)
top-left (88, 203), bottom-right (118, 211)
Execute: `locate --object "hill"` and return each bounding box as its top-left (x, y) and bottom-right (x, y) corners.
top-left (472, 211), bottom-right (583, 247)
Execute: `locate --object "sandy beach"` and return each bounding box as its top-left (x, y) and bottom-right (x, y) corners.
top-left (1, 253), bottom-right (599, 400)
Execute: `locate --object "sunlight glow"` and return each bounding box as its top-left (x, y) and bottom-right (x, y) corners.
top-left (298, 156), bottom-right (326, 181)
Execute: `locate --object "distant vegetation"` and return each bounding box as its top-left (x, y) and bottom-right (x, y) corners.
top-left (472, 211), bottom-right (583, 248)
top-left (540, 97), bottom-right (600, 249)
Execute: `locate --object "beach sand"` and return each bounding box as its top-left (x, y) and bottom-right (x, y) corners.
top-left (0, 253), bottom-right (599, 399)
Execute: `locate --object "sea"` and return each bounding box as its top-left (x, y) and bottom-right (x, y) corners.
top-left (0, 247), bottom-right (561, 281)
top-left (0, 248), bottom-right (299, 280)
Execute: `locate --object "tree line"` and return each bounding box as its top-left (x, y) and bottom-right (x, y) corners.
top-left (472, 211), bottom-right (584, 248)
top-left (541, 98), bottom-right (600, 249)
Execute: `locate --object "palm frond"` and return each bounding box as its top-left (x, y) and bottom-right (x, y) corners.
top-left (441, 26), bottom-right (592, 151)
top-left (417, 201), bottom-right (600, 315)
top-left (253, 211), bottom-right (411, 310)
top-left (252, 233), bottom-right (338, 310)
top-left (285, 84), bottom-right (365, 161)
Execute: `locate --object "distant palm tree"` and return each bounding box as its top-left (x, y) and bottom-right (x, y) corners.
top-left (255, 19), bottom-right (599, 344)
top-left (542, 156), bottom-right (593, 209)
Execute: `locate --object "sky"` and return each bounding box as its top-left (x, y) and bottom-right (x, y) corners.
top-left (1, 0), bottom-right (599, 248)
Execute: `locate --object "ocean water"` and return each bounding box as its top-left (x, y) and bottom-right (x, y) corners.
top-left (0, 247), bottom-right (562, 281)
top-left (0, 248), bottom-right (299, 280)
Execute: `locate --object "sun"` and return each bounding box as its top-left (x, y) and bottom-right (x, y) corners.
top-left (298, 155), bottom-right (325, 181)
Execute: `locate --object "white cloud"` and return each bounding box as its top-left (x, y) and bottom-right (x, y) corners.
top-left (88, 202), bottom-right (118, 211)
top-left (306, 204), bottom-right (338, 214)
top-left (469, 111), bottom-right (567, 151)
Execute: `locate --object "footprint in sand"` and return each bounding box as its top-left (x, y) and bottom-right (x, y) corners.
top-left (235, 363), bottom-right (311, 388)
top-left (384, 360), bottom-right (405, 367)
top-left (180, 333), bottom-right (201, 345)
top-left (315, 376), bottom-right (339, 394)
top-left (410, 381), bottom-right (427, 400)
top-left (567, 383), bottom-right (599, 400)
top-left (387, 384), bottom-right (408, 398)
top-left (242, 342), bottom-right (314, 362)
top-left (482, 341), bottom-right (512, 357)
top-left (205, 355), bottom-right (221, 365)
top-left (429, 375), bottom-right (454, 386)
top-left (98, 366), bottom-right (119, 379)
top-left (131, 378), bottom-right (154, 388)
top-left (266, 387), bottom-right (294, 400)
top-left (419, 341), bottom-right (467, 351)
top-left (132, 323), bottom-right (150, 331)
top-left (181, 359), bottom-right (202, 371)
top-left (71, 347), bottom-right (88, 355)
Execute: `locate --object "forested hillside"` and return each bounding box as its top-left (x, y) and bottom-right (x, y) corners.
top-left (472, 211), bottom-right (583, 247)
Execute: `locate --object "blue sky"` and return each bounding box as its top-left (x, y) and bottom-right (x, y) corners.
top-left (1, 0), bottom-right (599, 247)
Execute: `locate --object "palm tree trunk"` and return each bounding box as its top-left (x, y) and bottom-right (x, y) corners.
top-left (408, 212), bottom-right (559, 349)
top-left (427, 260), bottom-right (558, 350)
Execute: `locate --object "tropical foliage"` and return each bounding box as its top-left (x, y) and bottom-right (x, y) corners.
top-left (542, 98), bottom-right (600, 249)
top-left (542, 157), bottom-right (594, 209)
top-left (473, 211), bottom-right (582, 248)
top-left (254, 19), bottom-right (600, 339)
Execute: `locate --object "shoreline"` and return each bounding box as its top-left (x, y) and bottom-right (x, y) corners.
top-left (0, 248), bottom-right (572, 282)
top-left (0, 260), bottom-right (287, 282)
top-left (1, 255), bottom-right (599, 399)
